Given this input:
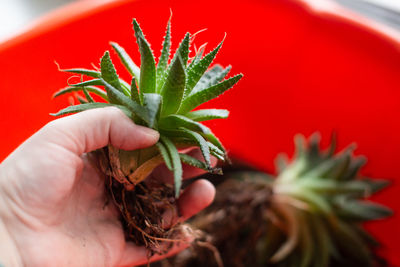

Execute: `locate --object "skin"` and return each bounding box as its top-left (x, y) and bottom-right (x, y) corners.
top-left (0, 107), bottom-right (216, 267)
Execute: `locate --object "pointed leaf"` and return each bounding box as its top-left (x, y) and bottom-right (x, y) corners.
top-left (156, 19), bottom-right (171, 92)
top-left (53, 86), bottom-right (108, 101)
top-left (363, 178), bottom-right (390, 194)
top-left (119, 78), bottom-right (131, 96)
top-left (133, 19), bottom-right (156, 97)
top-left (188, 44), bottom-right (206, 69)
top-left (70, 79), bottom-right (103, 87)
top-left (101, 79), bottom-right (150, 124)
top-left (190, 65), bottom-right (231, 95)
top-left (160, 55), bottom-right (186, 116)
top-left (185, 39), bottom-right (224, 96)
top-left (51, 103), bottom-right (131, 117)
top-left (61, 68), bottom-right (100, 78)
top-left (143, 93), bottom-right (162, 128)
top-left (186, 109), bottom-right (229, 121)
top-left (171, 32), bottom-right (190, 68)
top-left (130, 77), bottom-right (141, 104)
top-left (156, 142), bottom-right (172, 170)
top-left (207, 141), bottom-right (225, 161)
top-left (159, 114), bottom-right (208, 133)
top-left (100, 51), bottom-right (123, 92)
top-left (179, 153), bottom-right (208, 171)
top-left (110, 42), bottom-right (140, 80)
top-left (160, 136), bottom-right (183, 197)
top-left (201, 130), bottom-right (225, 154)
top-left (180, 153), bottom-right (222, 174)
top-left (82, 87), bottom-right (94, 103)
top-left (77, 95), bottom-right (88, 104)
top-left (179, 74), bottom-right (243, 114)
top-left (158, 114), bottom-right (225, 153)
top-left (336, 199), bottom-right (393, 221)
top-left (162, 128), bottom-right (211, 168)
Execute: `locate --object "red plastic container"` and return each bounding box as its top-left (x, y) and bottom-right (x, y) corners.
top-left (0, 0), bottom-right (399, 265)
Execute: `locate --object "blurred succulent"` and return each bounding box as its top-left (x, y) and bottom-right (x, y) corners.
top-left (166, 134), bottom-right (392, 267)
top-left (265, 133), bottom-right (392, 266)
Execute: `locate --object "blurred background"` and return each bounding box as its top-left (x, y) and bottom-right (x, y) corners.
top-left (1, 0), bottom-right (400, 265)
top-left (1, 0), bottom-right (400, 42)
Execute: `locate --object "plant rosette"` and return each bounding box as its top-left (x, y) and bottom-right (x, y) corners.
top-left (53, 17), bottom-right (242, 256)
top-left (160, 134), bottom-right (392, 267)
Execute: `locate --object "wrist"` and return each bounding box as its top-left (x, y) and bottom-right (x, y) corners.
top-left (0, 217), bottom-right (23, 267)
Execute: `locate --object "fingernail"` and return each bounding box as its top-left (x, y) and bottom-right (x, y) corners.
top-left (138, 126), bottom-right (160, 140)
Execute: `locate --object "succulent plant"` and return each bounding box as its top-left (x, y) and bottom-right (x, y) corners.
top-left (53, 18), bottom-right (242, 196)
top-left (52, 17), bottom-right (242, 253)
top-left (164, 134), bottom-right (392, 267)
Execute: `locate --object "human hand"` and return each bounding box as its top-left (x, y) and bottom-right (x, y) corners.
top-left (0, 107), bottom-right (216, 267)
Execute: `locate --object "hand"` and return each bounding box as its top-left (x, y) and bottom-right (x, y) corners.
top-left (0, 107), bottom-right (216, 267)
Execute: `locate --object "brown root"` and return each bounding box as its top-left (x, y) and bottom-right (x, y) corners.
top-left (93, 147), bottom-right (194, 257)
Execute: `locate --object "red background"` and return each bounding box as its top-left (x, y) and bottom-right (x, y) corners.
top-left (0, 0), bottom-right (399, 264)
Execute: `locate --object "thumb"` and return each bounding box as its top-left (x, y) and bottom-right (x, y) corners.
top-left (38, 107), bottom-right (159, 155)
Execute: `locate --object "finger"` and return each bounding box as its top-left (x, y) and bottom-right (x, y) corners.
top-left (162, 179), bottom-right (216, 228)
top-left (39, 107), bottom-right (159, 156)
top-left (151, 148), bottom-right (218, 183)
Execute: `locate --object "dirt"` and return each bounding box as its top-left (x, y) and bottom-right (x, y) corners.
top-left (152, 169), bottom-right (390, 267)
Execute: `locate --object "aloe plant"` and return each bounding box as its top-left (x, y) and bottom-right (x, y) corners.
top-left (162, 134), bottom-right (392, 267)
top-left (53, 18), bottom-right (242, 197)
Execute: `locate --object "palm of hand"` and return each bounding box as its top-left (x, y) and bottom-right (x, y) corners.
top-left (0, 109), bottom-right (215, 267)
top-left (1, 138), bottom-right (129, 267)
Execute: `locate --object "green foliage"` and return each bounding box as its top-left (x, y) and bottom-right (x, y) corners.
top-left (160, 55), bottom-right (186, 116)
top-left (178, 74), bottom-right (243, 114)
top-left (53, 86), bottom-right (108, 101)
top-left (267, 134), bottom-right (392, 267)
top-left (51, 102), bottom-right (132, 117)
top-left (133, 19), bottom-right (156, 98)
top-left (110, 42), bottom-right (140, 81)
top-left (53, 18), bottom-right (242, 196)
top-left (186, 109), bottom-right (229, 121)
top-left (61, 68), bottom-right (101, 78)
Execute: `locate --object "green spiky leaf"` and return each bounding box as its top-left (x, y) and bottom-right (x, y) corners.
top-left (159, 114), bottom-right (208, 133)
top-left (61, 68), bottom-right (101, 78)
top-left (101, 79), bottom-right (150, 124)
top-left (160, 55), bottom-right (186, 116)
top-left (188, 45), bottom-right (206, 69)
top-left (179, 74), bottom-right (243, 114)
top-left (130, 77), bottom-right (141, 104)
top-left (186, 109), bottom-right (229, 121)
top-left (171, 33), bottom-right (190, 68)
top-left (69, 79), bottom-right (104, 87)
top-left (143, 93), bottom-right (162, 128)
top-left (100, 51), bottom-right (123, 92)
top-left (110, 41), bottom-right (140, 80)
top-left (163, 128), bottom-right (211, 168)
top-left (82, 87), bottom-right (94, 103)
top-left (185, 39), bottom-right (224, 96)
top-left (160, 135), bottom-right (183, 197)
top-left (133, 19), bottom-right (156, 97)
top-left (53, 86), bottom-right (108, 101)
top-left (156, 142), bottom-right (172, 170)
top-left (51, 103), bottom-right (131, 117)
top-left (190, 65), bottom-right (231, 95)
top-left (179, 153), bottom-right (208, 171)
top-left (335, 199), bottom-right (393, 221)
top-left (156, 19), bottom-right (171, 92)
